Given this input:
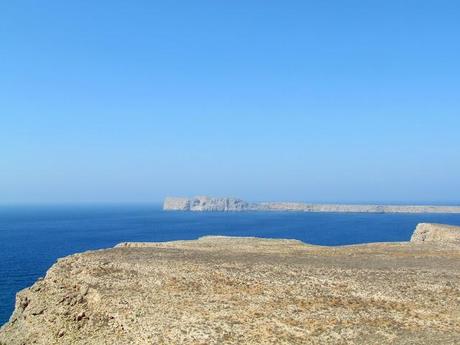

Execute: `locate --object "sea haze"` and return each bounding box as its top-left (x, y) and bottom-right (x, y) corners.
top-left (1, 204), bottom-right (460, 325)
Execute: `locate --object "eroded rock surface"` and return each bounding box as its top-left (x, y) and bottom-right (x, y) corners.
top-left (163, 196), bottom-right (190, 211)
top-left (1, 227), bottom-right (460, 344)
top-left (411, 223), bottom-right (460, 245)
top-left (164, 196), bottom-right (252, 211)
top-left (163, 196), bottom-right (460, 213)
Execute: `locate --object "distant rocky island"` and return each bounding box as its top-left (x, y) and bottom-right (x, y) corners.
top-left (1, 223), bottom-right (459, 344)
top-left (164, 196), bottom-right (460, 213)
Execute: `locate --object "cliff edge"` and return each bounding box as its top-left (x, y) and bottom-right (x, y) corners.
top-left (163, 196), bottom-right (252, 211)
top-left (1, 224), bottom-right (459, 345)
top-left (411, 223), bottom-right (460, 245)
top-left (163, 196), bottom-right (460, 214)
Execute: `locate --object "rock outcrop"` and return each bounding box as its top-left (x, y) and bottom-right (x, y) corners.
top-left (163, 196), bottom-right (252, 211)
top-left (163, 197), bottom-right (190, 211)
top-left (163, 196), bottom-right (460, 213)
top-left (411, 223), bottom-right (460, 245)
top-left (1, 224), bottom-right (460, 344)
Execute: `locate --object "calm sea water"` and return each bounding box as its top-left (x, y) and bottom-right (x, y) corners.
top-left (1, 204), bottom-right (460, 326)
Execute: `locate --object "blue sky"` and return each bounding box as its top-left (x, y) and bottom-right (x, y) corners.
top-left (1, 1), bottom-right (459, 204)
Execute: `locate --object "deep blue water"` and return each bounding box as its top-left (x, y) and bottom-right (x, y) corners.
top-left (2, 204), bottom-right (460, 326)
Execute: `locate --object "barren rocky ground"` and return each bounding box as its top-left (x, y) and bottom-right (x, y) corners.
top-left (1, 224), bottom-right (459, 344)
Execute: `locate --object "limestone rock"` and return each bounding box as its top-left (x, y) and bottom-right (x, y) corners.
top-left (163, 197), bottom-right (190, 211)
top-left (163, 196), bottom-right (460, 213)
top-left (164, 196), bottom-right (252, 211)
top-left (411, 223), bottom-right (460, 245)
top-left (189, 196), bottom-right (250, 211)
top-left (1, 224), bottom-right (460, 344)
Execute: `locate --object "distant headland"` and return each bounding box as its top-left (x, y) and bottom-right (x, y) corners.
top-left (164, 196), bottom-right (460, 214)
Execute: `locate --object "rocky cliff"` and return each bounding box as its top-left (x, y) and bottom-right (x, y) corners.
top-left (163, 197), bottom-right (191, 210)
top-left (411, 223), bottom-right (460, 245)
top-left (163, 196), bottom-right (253, 211)
top-left (163, 196), bottom-right (460, 213)
top-left (1, 224), bottom-right (459, 345)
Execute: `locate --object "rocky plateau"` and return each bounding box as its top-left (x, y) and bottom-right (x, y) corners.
top-left (0, 223), bottom-right (459, 344)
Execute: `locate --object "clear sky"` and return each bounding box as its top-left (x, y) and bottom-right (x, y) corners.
top-left (1, 1), bottom-right (459, 204)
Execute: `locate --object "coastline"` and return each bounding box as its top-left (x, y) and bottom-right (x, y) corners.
top-left (1, 223), bottom-right (459, 344)
top-left (164, 196), bottom-right (460, 213)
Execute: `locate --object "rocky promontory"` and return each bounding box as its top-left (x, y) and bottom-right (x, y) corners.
top-left (164, 196), bottom-right (253, 211)
top-left (411, 223), bottom-right (460, 245)
top-left (163, 196), bottom-right (460, 214)
top-left (1, 224), bottom-right (459, 344)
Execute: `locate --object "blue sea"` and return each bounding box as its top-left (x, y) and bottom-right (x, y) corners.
top-left (2, 204), bottom-right (460, 326)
